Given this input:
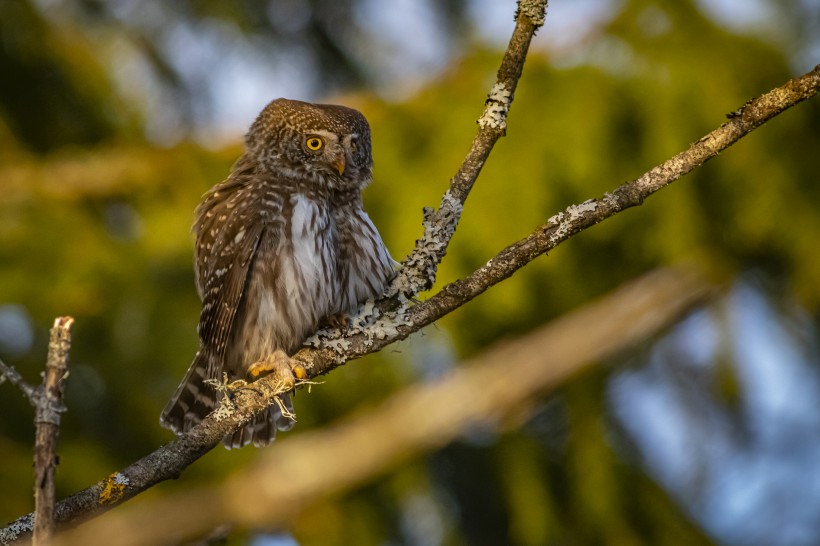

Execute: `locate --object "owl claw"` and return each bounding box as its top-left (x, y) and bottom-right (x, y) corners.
top-left (292, 363), bottom-right (308, 380)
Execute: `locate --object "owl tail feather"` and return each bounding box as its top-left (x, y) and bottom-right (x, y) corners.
top-left (160, 350), bottom-right (218, 435)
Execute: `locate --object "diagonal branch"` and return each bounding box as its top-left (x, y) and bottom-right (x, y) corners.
top-left (51, 267), bottom-right (717, 546)
top-left (298, 62), bottom-right (820, 376)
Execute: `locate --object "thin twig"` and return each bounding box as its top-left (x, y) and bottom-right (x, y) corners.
top-left (32, 317), bottom-right (74, 545)
top-left (449, 0), bottom-right (547, 203)
top-left (0, 358), bottom-right (38, 403)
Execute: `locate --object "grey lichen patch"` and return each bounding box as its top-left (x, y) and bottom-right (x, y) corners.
top-left (304, 298), bottom-right (382, 359)
top-left (548, 199), bottom-right (599, 243)
top-left (389, 190), bottom-right (463, 299)
top-left (210, 400), bottom-right (235, 422)
top-left (517, 0), bottom-right (547, 26)
top-left (304, 324), bottom-right (351, 364)
top-left (566, 199), bottom-right (599, 218)
top-left (348, 299), bottom-right (378, 331)
top-left (358, 309), bottom-right (413, 344)
top-left (325, 337), bottom-right (352, 357)
top-left (112, 472), bottom-right (130, 486)
top-left (546, 210), bottom-right (569, 242)
top-left (204, 374), bottom-right (239, 422)
top-left (305, 297), bottom-right (414, 362)
top-left (371, 318), bottom-right (399, 340)
top-left (601, 191), bottom-right (616, 205)
top-left (0, 514), bottom-right (33, 545)
top-left (478, 83), bottom-right (513, 131)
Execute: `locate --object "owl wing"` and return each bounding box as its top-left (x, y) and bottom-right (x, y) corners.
top-left (194, 178), bottom-right (263, 357)
top-left (161, 164), bottom-right (266, 434)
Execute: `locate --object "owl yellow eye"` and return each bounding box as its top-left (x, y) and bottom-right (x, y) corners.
top-left (305, 136), bottom-right (324, 151)
top-left (350, 139), bottom-right (357, 153)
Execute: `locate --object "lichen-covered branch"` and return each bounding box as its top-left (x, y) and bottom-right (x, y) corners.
top-left (1, 3), bottom-right (548, 541)
top-left (297, 62), bottom-right (820, 376)
top-left (50, 267), bottom-right (716, 546)
top-left (387, 0), bottom-right (547, 299)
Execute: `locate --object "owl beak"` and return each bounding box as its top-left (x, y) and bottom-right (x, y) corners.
top-left (332, 154), bottom-right (346, 176)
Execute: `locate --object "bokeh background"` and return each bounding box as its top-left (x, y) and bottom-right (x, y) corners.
top-left (2, 0), bottom-right (820, 544)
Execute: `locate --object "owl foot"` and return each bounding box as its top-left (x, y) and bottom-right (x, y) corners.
top-left (322, 312), bottom-right (351, 333)
top-left (248, 349), bottom-right (308, 387)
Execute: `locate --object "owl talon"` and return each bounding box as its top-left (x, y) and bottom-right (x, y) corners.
top-left (323, 312), bottom-right (350, 333)
top-left (292, 363), bottom-right (308, 380)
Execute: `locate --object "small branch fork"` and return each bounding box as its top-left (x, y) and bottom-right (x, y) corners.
top-left (389, 0), bottom-right (547, 299)
top-left (0, 316), bottom-right (73, 545)
top-left (2, 0), bottom-right (820, 539)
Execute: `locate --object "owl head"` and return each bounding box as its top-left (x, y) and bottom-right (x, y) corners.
top-left (246, 98), bottom-right (374, 191)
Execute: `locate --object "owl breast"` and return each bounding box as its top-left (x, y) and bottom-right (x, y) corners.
top-left (227, 192), bottom-right (337, 378)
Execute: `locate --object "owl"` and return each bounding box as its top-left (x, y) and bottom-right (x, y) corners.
top-left (160, 98), bottom-right (395, 448)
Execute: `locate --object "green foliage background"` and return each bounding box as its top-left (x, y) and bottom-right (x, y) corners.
top-left (1, 0), bottom-right (819, 544)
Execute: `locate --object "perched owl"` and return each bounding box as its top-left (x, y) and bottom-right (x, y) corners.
top-left (160, 98), bottom-right (395, 448)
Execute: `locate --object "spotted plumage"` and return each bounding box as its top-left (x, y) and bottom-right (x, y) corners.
top-left (161, 98), bottom-right (395, 448)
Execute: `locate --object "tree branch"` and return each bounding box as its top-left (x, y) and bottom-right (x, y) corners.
top-left (384, 0), bottom-right (547, 298)
top-left (298, 62), bottom-right (820, 376)
top-left (0, 317), bottom-right (73, 546)
top-left (33, 317), bottom-right (73, 544)
top-left (51, 267), bottom-right (716, 546)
